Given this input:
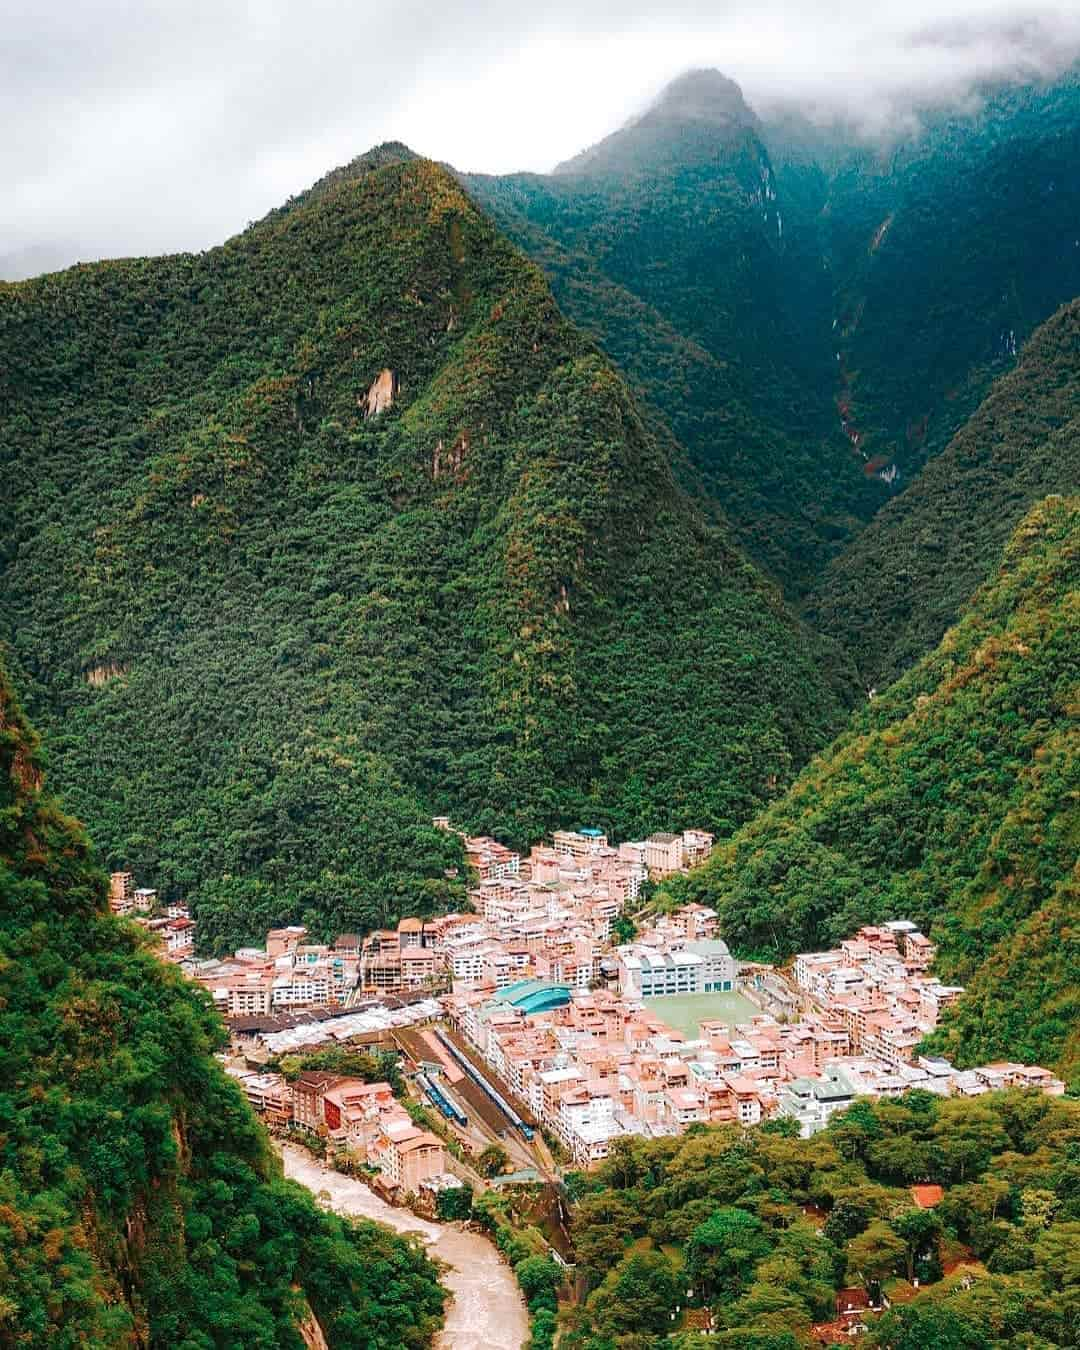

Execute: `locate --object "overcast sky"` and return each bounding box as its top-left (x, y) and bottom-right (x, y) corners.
top-left (3, 1), bottom-right (1079, 272)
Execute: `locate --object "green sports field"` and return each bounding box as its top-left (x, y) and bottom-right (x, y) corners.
top-left (644, 990), bottom-right (759, 1039)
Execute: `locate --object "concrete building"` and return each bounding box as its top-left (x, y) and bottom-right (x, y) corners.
top-left (617, 938), bottom-right (736, 998)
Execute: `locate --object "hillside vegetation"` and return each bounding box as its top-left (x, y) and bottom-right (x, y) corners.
top-left (467, 71), bottom-right (878, 590)
top-left (806, 299), bottom-right (1080, 688)
top-left (560, 1090), bottom-right (1080, 1348)
top-left (674, 497), bottom-right (1080, 1079)
top-left (469, 69), bottom-right (1080, 605)
top-left (0, 151), bottom-right (853, 952)
top-left (774, 71), bottom-right (1080, 492)
top-left (0, 658), bottom-right (445, 1346)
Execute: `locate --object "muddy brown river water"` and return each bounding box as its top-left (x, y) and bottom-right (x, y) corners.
top-left (280, 1144), bottom-right (529, 1350)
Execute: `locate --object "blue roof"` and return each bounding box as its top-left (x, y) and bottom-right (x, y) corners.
top-left (490, 980), bottom-right (572, 1015)
top-left (579, 827), bottom-right (605, 837)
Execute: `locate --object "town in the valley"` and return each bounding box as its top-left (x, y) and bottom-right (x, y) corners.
top-left (110, 819), bottom-right (1064, 1201)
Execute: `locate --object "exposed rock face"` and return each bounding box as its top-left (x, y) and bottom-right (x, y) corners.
top-left (296, 1301), bottom-right (330, 1350)
top-left (432, 430), bottom-right (468, 480)
top-left (363, 367), bottom-right (397, 417)
top-left (86, 662), bottom-right (129, 687)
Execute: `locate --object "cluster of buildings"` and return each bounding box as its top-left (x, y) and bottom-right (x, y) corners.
top-left (773, 922), bottom-right (1065, 1132)
top-left (358, 822), bottom-right (715, 998)
top-left (442, 917), bottom-right (1065, 1161)
top-left (110, 871), bottom-right (196, 960)
top-left (445, 977), bottom-right (776, 1165)
top-left (791, 921), bottom-right (963, 1068)
top-left (112, 844), bottom-right (1066, 1170)
top-left (183, 925), bottom-right (363, 1017)
top-left (226, 1065), bottom-right (454, 1200)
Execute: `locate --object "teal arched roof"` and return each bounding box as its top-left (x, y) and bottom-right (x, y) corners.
top-left (491, 979), bottom-right (572, 1015)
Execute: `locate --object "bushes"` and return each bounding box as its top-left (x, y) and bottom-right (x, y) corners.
top-left (560, 1089), bottom-right (1080, 1348)
top-left (0, 660), bottom-right (446, 1345)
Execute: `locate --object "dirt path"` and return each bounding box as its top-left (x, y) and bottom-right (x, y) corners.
top-left (280, 1144), bottom-right (529, 1350)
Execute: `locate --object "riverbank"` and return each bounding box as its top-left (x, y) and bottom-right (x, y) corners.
top-left (280, 1143), bottom-right (529, 1350)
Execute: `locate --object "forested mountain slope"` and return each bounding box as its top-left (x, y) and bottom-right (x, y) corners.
top-left (0, 659), bottom-right (445, 1346)
top-left (765, 70), bottom-right (1080, 496)
top-left (466, 71), bottom-right (878, 589)
top-left (805, 299), bottom-right (1080, 688)
top-left (468, 68), bottom-right (1080, 603)
top-left (674, 496), bottom-right (1080, 1080)
top-left (0, 151), bottom-right (854, 952)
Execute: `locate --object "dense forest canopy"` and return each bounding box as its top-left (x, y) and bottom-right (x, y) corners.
top-left (468, 67), bottom-right (1080, 600)
top-left (673, 496), bottom-right (1080, 1080)
top-left (804, 297), bottom-right (1080, 689)
top-left (0, 657), bottom-right (446, 1346)
top-left (0, 151), bottom-right (856, 953)
top-left (560, 1088), bottom-right (1080, 1348)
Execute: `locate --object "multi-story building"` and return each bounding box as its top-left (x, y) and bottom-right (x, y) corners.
top-left (109, 871), bottom-right (135, 916)
top-left (552, 828), bottom-right (608, 860)
top-left (292, 1071), bottom-right (338, 1131)
top-left (267, 926), bottom-right (307, 958)
top-left (617, 938), bottom-right (736, 998)
top-left (644, 832), bottom-right (683, 877)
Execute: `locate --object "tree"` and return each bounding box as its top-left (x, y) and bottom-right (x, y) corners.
top-left (870, 1303), bottom-right (993, 1349)
top-left (846, 1221), bottom-right (906, 1290)
top-left (687, 1208), bottom-right (773, 1303)
top-left (611, 913), bottom-right (637, 944)
top-left (515, 1255), bottom-right (562, 1310)
top-left (585, 1250), bottom-right (679, 1339)
top-left (478, 1143), bottom-right (510, 1178)
top-left (1033, 1222), bottom-right (1080, 1289)
top-left (890, 1208), bottom-right (942, 1284)
top-left (435, 1183), bottom-right (474, 1222)
top-left (572, 1192), bottom-right (645, 1279)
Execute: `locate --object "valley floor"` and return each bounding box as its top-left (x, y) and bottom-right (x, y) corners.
top-left (280, 1143), bottom-right (529, 1350)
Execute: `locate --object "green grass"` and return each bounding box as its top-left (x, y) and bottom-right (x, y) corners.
top-left (644, 991), bottom-right (759, 1038)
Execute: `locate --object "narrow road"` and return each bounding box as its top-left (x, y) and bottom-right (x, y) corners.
top-left (280, 1144), bottom-right (529, 1350)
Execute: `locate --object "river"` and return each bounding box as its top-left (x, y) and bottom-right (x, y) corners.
top-left (280, 1144), bottom-right (529, 1350)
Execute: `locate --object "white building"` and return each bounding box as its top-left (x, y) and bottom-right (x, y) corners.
top-left (617, 938), bottom-right (736, 998)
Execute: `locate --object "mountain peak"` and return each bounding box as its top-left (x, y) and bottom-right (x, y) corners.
top-left (650, 68), bottom-right (755, 125)
top-left (553, 68), bottom-right (759, 177)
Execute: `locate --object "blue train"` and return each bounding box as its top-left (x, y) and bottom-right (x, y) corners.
top-left (416, 1071), bottom-right (468, 1127)
top-left (433, 1027), bottom-right (535, 1141)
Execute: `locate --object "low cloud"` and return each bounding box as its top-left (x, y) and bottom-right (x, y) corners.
top-left (2, 1), bottom-right (1079, 272)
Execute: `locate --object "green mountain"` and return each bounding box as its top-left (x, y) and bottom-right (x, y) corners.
top-left (674, 495), bottom-right (1080, 1079)
top-left (0, 151), bottom-right (854, 953)
top-left (0, 658), bottom-right (445, 1346)
top-left (467, 68), bottom-right (1080, 603)
top-left (806, 298), bottom-right (1080, 688)
top-left (765, 70), bottom-right (1080, 495)
top-left (466, 71), bottom-right (878, 590)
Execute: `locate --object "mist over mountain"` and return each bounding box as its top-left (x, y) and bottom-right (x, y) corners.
top-left (467, 63), bottom-right (1080, 592)
top-left (6, 2), bottom-right (1080, 277)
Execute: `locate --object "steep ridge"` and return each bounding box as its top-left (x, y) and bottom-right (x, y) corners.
top-left (466, 71), bottom-right (877, 591)
top-left (0, 151), bottom-right (854, 952)
top-left (806, 299), bottom-right (1080, 688)
top-left (673, 496), bottom-right (1080, 1079)
top-left (765, 70), bottom-right (1080, 494)
top-left (0, 658), bottom-right (445, 1345)
top-left (468, 67), bottom-right (1080, 602)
